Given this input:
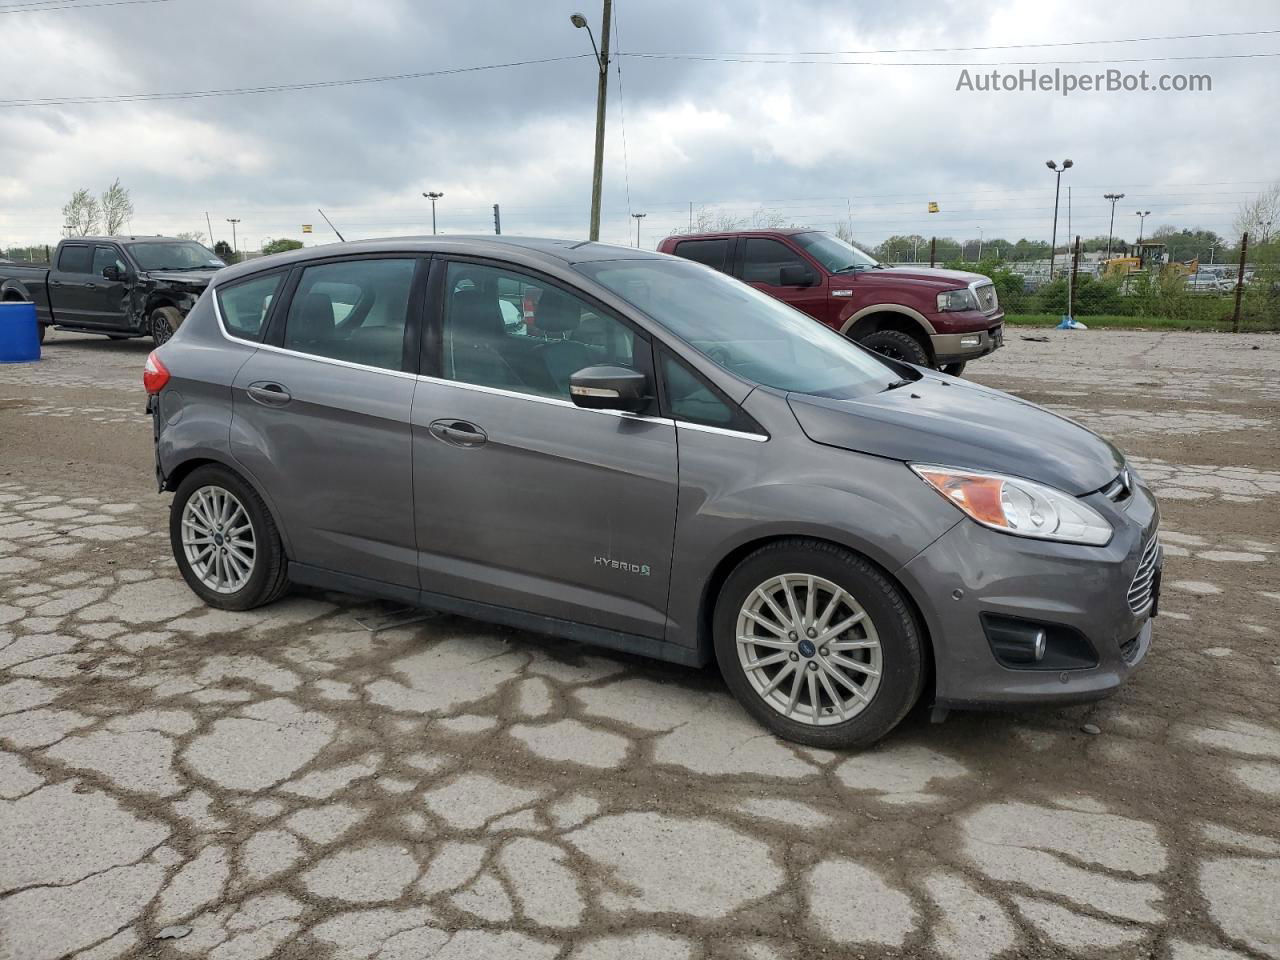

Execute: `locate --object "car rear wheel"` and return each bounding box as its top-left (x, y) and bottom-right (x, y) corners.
top-left (170, 464), bottom-right (288, 610)
top-left (940, 361), bottom-right (967, 376)
top-left (713, 539), bottom-right (924, 748)
top-left (150, 306), bottom-right (183, 345)
top-left (857, 329), bottom-right (930, 367)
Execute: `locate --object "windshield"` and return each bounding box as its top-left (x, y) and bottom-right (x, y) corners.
top-left (576, 259), bottom-right (898, 400)
top-left (125, 241), bottom-right (225, 271)
top-left (793, 232), bottom-right (880, 273)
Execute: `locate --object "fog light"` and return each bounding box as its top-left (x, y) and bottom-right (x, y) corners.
top-left (987, 620), bottom-right (1046, 664)
top-left (960, 335), bottom-right (981, 347)
top-left (981, 614), bottom-right (1099, 670)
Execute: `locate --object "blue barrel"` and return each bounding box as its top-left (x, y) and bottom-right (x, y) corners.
top-left (0, 301), bottom-right (40, 363)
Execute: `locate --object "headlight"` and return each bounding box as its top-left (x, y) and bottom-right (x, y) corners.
top-left (911, 464), bottom-right (1113, 546)
top-left (936, 288), bottom-right (978, 312)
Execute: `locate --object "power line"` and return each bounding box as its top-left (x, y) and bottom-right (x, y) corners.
top-left (0, 0), bottom-right (176, 14)
top-left (0, 54), bottom-right (594, 107)
top-left (620, 51), bottom-right (1280, 67)
top-left (625, 28), bottom-right (1280, 57)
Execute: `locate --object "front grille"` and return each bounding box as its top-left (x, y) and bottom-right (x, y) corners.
top-left (1127, 532), bottom-right (1161, 615)
top-left (974, 282), bottom-right (998, 313)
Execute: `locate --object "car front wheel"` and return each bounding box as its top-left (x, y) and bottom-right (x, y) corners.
top-left (170, 464), bottom-right (289, 610)
top-left (713, 539), bottom-right (924, 748)
top-left (150, 306), bottom-right (184, 345)
top-left (857, 329), bottom-right (930, 367)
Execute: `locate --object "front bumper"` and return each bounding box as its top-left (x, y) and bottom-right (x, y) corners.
top-left (900, 480), bottom-right (1160, 710)
top-left (931, 315), bottom-right (1004, 363)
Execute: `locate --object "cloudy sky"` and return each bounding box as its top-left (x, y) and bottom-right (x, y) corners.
top-left (1, 0), bottom-right (1277, 253)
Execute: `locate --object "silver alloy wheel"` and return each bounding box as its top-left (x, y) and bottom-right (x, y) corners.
top-left (180, 485), bottom-right (255, 594)
top-left (736, 572), bottom-right (883, 726)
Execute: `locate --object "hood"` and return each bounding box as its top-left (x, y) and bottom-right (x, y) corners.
top-left (788, 374), bottom-right (1123, 495)
top-left (144, 269), bottom-right (219, 287)
top-left (834, 266), bottom-right (988, 290)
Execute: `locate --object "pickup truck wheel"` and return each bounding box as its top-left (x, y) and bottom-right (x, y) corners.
top-left (857, 329), bottom-right (930, 367)
top-left (150, 306), bottom-right (183, 345)
top-left (940, 361), bottom-right (967, 376)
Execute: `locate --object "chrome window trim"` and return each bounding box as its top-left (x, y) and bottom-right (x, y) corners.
top-left (211, 280), bottom-right (418, 381)
top-left (414, 373), bottom-right (675, 425)
top-left (677, 421), bottom-right (769, 442)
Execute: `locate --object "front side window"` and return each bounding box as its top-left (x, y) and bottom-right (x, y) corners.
top-left (674, 238), bottom-right (730, 272)
top-left (282, 258), bottom-right (417, 371)
top-left (441, 261), bottom-right (639, 400)
top-left (92, 246), bottom-right (126, 277)
top-left (576, 259), bottom-right (897, 401)
top-left (217, 272), bottom-right (283, 342)
top-left (740, 238), bottom-right (808, 285)
top-left (57, 245), bottom-right (92, 274)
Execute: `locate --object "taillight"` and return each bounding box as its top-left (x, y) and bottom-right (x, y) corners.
top-left (143, 351), bottom-right (170, 395)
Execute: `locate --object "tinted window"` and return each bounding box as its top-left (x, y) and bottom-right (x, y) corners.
top-left (661, 352), bottom-right (737, 427)
top-left (576, 259), bottom-right (896, 401)
top-left (92, 246), bottom-right (125, 277)
top-left (217, 273), bottom-right (283, 342)
top-left (442, 261), bottom-right (638, 400)
top-left (793, 232), bottom-right (880, 272)
top-left (282, 259), bottom-right (416, 371)
top-left (126, 241), bottom-right (224, 271)
top-left (674, 238), bottom-right (730, 272)
top-left (740, 238), bottom-right (807, 285)
top-left (57, 245), bottom-right (92, 274)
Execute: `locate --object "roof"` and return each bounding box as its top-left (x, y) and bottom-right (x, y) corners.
top-left (214, 235), bottom-right (669, 284)
top-left (63, 235), bottom-right (189, 243)
top-left (661, 228), bottom-right (819, 242)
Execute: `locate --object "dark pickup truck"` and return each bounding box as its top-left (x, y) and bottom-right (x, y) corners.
top-left (0, 236), bottom-right (225, 344)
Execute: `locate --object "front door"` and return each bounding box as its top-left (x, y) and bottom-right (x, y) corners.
top-left (228, 256), bottom-right (425, 588)
top-left (86, 245), bottom-right (130, 328)
top-left (411, 259), bottom-right (679, 639)
top-left (737, 236), bottom-right (830, 322)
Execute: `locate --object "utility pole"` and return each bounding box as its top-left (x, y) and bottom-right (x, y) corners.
top-left (1069, 235), bottom-right (1081, 318)
top-left (571, 4), bottom-right (611, 241)
top-left (493, 204), bottom-right (502, 235)
top-left (977, 226), bottom-right (984, 262)
top-left (689, 201), bottom-right (693, 231)
top-left (1103, 192), bottom-right (1124, 260)
top-left (205, 211), bottom-right (214, 246)
top-left (631, 212), bottom-right (646, 247)
top-left (929, 236), bottom-right (936, 268)
top-left (1233, 232), bottom-right (1248, 333)
top-left (423, 192), bottom-right (444, 235)
top-left (1045, 158), bottom-right (1072, 279)
top-left (226, 218), bottom-right (240, 258)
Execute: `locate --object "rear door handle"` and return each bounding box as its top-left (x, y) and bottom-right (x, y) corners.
top-left (246, 381), bottom-right (292, 406)
top-left (429, 419), bottom-right (487, 447)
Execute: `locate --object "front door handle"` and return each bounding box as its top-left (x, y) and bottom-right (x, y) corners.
top-left (247, 381), bottom-right (292, 406)
top-left (429, 419), bottom-right (487, 447)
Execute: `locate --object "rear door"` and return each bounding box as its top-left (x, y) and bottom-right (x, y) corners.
top-left (411, 258), bottom-right (679, 640)
top-left (47, 243), bottom-right (95, 325)
top-left (228, 255), bottom-right (426, 588)
top-left (736, 236), bottom-right (829, 322)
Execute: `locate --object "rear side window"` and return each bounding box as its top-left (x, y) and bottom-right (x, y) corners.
top-left (57, 245), bottom-right (92, 274)
top-left (282, 258), bottom-right (417, 372)
top-left (674, 238), bottom-right (730, 272)
top-left (217, 273), bottom-right (283, 342)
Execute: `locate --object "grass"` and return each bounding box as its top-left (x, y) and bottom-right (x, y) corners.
top-left (1004, 313), bottom-right (1244, 330)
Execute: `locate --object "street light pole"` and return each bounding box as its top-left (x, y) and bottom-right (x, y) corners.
top-left (631, 212), bottom-right (646, 247)
top-left (1045, 159), bottom-right (1072, 280)
top-left (977, 226), bottom-right (984, 262)
top-left (1135, 210), bottom-right (1151, 245)
top-left (225, 218), bottom-right (240, 258)
top-left (1103, 192), bottom-right (1125, 260)
top-left (572, 4), bottom-right (611, 242)
top-left (423, 192), bottom-right (444, 235)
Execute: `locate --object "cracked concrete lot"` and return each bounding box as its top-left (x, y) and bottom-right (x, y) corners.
top-left (1, 328), bottom-right (1278, 960)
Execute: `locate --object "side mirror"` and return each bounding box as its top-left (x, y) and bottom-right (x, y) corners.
top-left (569, 365), bottom-right (650, 414)
top-left (102, 265), bottom-right (123, 281)
top-left (779, 264), bottom-right (816, 287)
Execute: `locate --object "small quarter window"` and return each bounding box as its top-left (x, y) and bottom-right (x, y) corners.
top-left (217, 273), bottom-right (283, 343)
top-left (660, 351), bottom-right (760, 434)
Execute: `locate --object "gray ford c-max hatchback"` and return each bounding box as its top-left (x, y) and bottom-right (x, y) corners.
top-left (144, 237), bottom-right (1160, 747)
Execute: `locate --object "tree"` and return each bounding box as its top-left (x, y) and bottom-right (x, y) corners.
top-left (62, 188), bottom-right (100, 237)
top-left (100, 179), bottom-right (134, 235)
top-left (262, 237), bottom-right (304, 256)
top-left (175, 231), bottom-right (206, 244)
top-left (213, 240), bottom-right (235, 263)
top-left (1234, 182), bottom-right (1280, 245)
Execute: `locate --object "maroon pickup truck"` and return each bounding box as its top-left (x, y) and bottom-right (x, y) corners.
top-left (658, 229), bottom-right (1003, 374)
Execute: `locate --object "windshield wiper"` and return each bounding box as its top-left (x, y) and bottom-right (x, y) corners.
top-left (832, 265), bottom-right (863, 274)
top-left (882, 378), bottom-right (913, 391)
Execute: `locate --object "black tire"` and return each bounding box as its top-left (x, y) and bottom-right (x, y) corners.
top-left (150, 306), bottom-right (183, 345)
top-left (940, 361), bottom-right (967, 376)
top-left (713, 539), bottom-right (924, 749)
top-left (857, 329), bottom-right (930, 367)
top-left (170, 464), bottom-right (289, 611)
